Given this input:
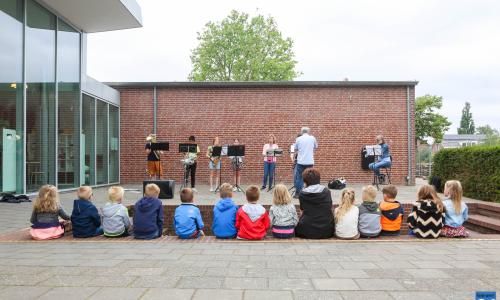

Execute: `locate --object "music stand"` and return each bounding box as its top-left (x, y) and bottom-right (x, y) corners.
top-left (151, 142), bottom-right (169, 151)
top-left (179, 143), bottom-right (198, 191)
top-left (211, 146), bottom-right (223, 193)
top-left (266, 148), bottom-right (283, 192)
top-left (228, 145), bottom-right (245, 193)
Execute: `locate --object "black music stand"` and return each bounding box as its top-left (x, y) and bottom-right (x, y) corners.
top-left (179, 143), bottom-right (198, 191)
top-left (266, 148), bottom-right (283, 192)
top-left (148, 142), bottom-right (169, 179)
top-left (228, 145), bottom-right (245, 193)
top-left (211, 146), bottom-right (223, 193)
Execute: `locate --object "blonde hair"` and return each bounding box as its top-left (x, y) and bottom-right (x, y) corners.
top-left (376, 134), bottom-right (385, 144)
top-left (417, 184), bottom-right (444, 213)
top-left (268, 134), bottom-right (276, 144)
top-left (272, 184), bottom-right (292, 205)
top-left (362, 185), bottom-right (377, 202)
top-left (108, 186), bottom-right (125, 203)
top-left (219, 183), bottom-right (233, 199)
top-left (445, 180), bottom-right (463, 214)
top-left (335, 188), bottom-right (356, 223)
top-left (33, 185), bottom-right (59, 213)
top-left (77, 186), bottom-right (93, 200)
top-left (145, 183), bottom-right (161, 198)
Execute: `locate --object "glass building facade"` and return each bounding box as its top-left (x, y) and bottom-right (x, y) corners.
top-left (0, 0), bottom-right (120, 194)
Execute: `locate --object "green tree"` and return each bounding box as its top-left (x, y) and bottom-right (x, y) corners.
top-left (189, 10), bottom-right (301, 81)
top-left (477, 125), bottom-right (500, 146)
top-left (457, 102), bottom-right (475, 134)
top-left (415, 95), bottom-right (452, 144)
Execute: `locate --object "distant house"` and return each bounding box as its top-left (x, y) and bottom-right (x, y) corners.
top-left (440, 134), bottom-right (486, 149)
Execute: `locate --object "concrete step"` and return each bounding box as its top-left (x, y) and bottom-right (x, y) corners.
top-left (475, 202), bottom-right (500, 220)
top-left (466, 214), bottom-right (500, 234)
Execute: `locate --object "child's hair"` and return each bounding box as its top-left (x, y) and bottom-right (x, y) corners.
top-left (108, 186), bottom-right (125, 203)
top-left (302, 168), bottom-right (321, 186)
top-left (335, 188), bottom-right (356, 223)
top-left (444, 180), bottom-right (463, 214)
top-left (219, 183), bottom-right (233, 199)
top-left (144, 183), bottom-right (161, 198)
top-left (362, 185), bottom-right (377, 202)
top-left (417, 184), bottom-right (444, 213)
top-left (246, 185), bottom-right (260, 202)
top-left (272, 184), bottom-right (292, 205)
top-left (382, 185), bottom-right (398, 199)
top-left (77, 186), bottom-right (93, 200)
top-left (33, 185), bottom-right (59, 213)
top-left (180, 188), bottom-right (194, 203)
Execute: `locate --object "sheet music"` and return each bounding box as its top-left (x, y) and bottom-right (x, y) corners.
top-left (365, 145), bottom-right (381, 157)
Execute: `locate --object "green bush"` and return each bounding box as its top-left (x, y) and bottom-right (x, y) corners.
top-left (430, 145), bottom-right (500, 202)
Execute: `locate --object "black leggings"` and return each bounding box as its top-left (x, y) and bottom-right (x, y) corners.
top-left (186, 162), bottom-right (197, 188)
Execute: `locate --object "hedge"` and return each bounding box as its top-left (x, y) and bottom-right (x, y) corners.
top-left (430, 145), bottom-right (500, 202)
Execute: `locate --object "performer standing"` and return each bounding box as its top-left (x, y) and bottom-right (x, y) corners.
top-left (184, 135), bottom-right (200, 192)
top-left (294, 127), bottom-right (318, 197)
top-left (229, 138), bottom-right (243, 191)
top-left (206, 136), bottom-right (221, 192)
top-left (145, 134), bottom-right (163, 179)
top-left (369, 135), bottom-right (392, 183)
top-left (261, 134), bottom-right (278, 190)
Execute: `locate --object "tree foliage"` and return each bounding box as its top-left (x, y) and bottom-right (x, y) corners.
top-left (415, 95), bottom-right (452, 144)
top-left (189, 10), bottom-right (301, 81)
top-left (457, 102), bottom-right (475, 134)
top-left (477, 124), bottom-right (500, 146)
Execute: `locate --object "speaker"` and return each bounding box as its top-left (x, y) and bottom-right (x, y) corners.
top-left (142, 180), bottom-right (175, 199)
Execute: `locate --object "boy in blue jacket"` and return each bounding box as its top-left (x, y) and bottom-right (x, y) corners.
top-left (71, 186), bottom-right (103, 238)
top-left (133, 183), bottom-right (164, 239)
top-left (212, 183), bottom-right (238, 238)
top-left (174, 188), bottom-right (204, 239)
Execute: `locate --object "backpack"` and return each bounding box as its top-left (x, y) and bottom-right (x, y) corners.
top-left (328, 177), bottom-right (347, 190)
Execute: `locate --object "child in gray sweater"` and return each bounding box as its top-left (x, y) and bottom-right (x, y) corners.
top-left (269, 184), bottom-right (298, 238)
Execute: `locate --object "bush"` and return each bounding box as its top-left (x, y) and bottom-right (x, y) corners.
top-left (430, 145), bottom-right (500, 202)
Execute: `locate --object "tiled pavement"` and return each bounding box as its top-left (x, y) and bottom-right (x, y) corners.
top-left (0, 240), bottom-right (499, 299)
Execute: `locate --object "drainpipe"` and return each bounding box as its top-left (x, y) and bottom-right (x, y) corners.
top-left (406, 85), bottom-right (412, 185)
top-left (153, 85), bottom-right (157, 134)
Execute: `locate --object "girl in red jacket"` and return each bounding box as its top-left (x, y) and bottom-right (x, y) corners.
top-left (236, 185), bottom-right (270, 240)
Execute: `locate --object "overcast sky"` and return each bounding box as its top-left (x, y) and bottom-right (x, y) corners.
top-left (87, 0), bottom-right (500, 133)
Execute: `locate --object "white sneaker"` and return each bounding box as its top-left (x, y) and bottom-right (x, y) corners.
top-left (192, 188), bottom-right (198, 193)
top-left (209, 187), bottom-right (214, 192)
top-left (232, 187), bottom-right (237, 192)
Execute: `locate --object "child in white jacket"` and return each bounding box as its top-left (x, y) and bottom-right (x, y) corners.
top-left (102, 186), bottom-right (131, 237)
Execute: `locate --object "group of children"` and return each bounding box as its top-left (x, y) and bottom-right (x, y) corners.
top-left (29, 179), bottom-right (469, 240)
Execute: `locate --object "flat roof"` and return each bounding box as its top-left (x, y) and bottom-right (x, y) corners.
top-left (106, 81), bottom-right (419, 88)
top-left (39, 0), bottom-right (142, 33)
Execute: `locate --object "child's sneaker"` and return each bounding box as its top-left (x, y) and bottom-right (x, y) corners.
top-left (192, 188), bottom-right (198, 193)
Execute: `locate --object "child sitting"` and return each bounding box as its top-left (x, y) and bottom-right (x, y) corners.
top-left (71, 186), bottom-right (103, 238)
top-left (133, 183), bottom-right (164, 239)
top-left (212, 183), bottom-right (238, 239)
top-left (379, 185), bottom-right (404, 236)
top-left (174, 188), bottom-right (205, 239)
top-left (102, 186), bottom-right (131, 237)
top-left (441, 180), bottom-right (469, 238)
top-left (236, 185), bottom-right (270, 240)
top-left (407, 184), bottom-right (445, 239)
top-left (334, 188), bottom-right (360, 239)
top-left (269, 184), bottom-right (298, 238)
top-left (358, 185), bottom-right (381, 238)
top-left (30, 185), bottom-right (70, 240)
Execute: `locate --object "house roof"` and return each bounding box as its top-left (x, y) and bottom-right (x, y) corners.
top-left (443, 134), bottom-right (486, 141)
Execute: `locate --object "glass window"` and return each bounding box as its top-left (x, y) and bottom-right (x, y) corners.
top-left (0, 0), bottom-right (23, 193)
top-left (57, 20), bottom-right (80, 189)
top-left (82, 95), bottom-right (95, 185)
top-left (109, 105), bottom-right (119, 183)
top-left (96, 100), bottom-right (108, 184)
top-left (26, 0), bottom-right (56, 192)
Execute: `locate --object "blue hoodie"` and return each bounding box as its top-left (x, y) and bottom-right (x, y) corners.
top-left (71, 199), bottom-right (101, 238)
top-left (174, 203), bottom-right (204, 239)
top-left (212, 198), bottom-right (238, 238)
top-left (133, 197), bottom-right (164, 237)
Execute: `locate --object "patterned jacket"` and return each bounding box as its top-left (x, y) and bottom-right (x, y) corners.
top-left (407, 199), bottom-right (444, 238)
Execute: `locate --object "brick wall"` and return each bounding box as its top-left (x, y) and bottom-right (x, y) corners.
top-left (118, 84), bottom-right (416, 186)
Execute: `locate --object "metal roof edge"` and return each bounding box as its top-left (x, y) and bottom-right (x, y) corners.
top-left (105, 81), bottom-right (419, 88)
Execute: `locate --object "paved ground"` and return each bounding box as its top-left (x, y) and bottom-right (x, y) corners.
top-left (0, 239), bottom-right (499, 299)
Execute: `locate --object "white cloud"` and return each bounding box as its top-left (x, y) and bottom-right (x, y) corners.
top-left (87, 0), bottom-right (500, 131)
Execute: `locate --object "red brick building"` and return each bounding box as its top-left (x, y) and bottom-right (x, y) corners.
top-left (109, 81), bottom-right (417, 186)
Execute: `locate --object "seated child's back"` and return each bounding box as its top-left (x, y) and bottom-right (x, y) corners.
top-left (71, 186), bottom-right (102, 238)
top-left (358, 186), bottom-right (381, 237)
top-left (334, 188), bottom-right (359, 239)
top-left (30, 185), bottom-right (70, 240)
top-left (102, 186), bottom-right (131, 237)
top-left (236, 185), bottom-right (270, 240)
top-left (212, 183), bottom-right (238, 238)
top-left (174, 188), bottom-right (204, 239)
top-left (407, 185), bottom-right (445, 239)
top-left (133, 184), bottom-right (164, 239)
top-left (269, 184), bottom-right (298, 238)
top-left (441, 180), bottom-right (469, 238)
top-left (379, 185), bottom-right (403, 236)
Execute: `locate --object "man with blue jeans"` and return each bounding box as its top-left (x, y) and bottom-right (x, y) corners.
top-left (294, 127), bottom-right (318, 197)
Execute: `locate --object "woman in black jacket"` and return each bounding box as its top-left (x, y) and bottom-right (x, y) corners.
top-left (295, 168), bottom-right (334, 239)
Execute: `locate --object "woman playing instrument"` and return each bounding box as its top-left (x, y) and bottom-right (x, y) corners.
top-left (184, 136), bottom-right (200, 192)
top-left (230, 138), bottom-right (243, 190)
top-left (368, 135), bottom-right (392, 183)
top-left (206, 136), bottom-right (221, 192)
top-left (261, 134), bottom-right (279, 190)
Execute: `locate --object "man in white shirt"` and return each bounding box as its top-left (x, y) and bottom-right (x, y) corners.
top-left (294, 127), bottom-right (318, 197)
